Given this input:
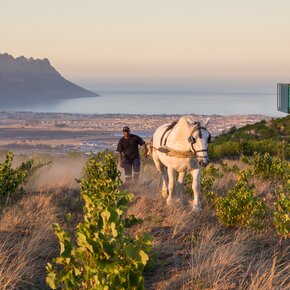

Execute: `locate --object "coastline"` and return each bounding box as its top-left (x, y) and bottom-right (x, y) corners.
top-left (0, 111), bottom-right (271, 155)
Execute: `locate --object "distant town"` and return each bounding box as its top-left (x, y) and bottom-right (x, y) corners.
top-left (0, 111), bottom-right (271, 155)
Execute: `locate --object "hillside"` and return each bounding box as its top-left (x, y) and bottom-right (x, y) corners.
top-left (0, 53), bottom-right (98, 106)
top-left (0, 151), bottom-right (289, 289)
top-left (209, 115), bottom-right (290, 160)
top-left (0, 116), bottom-right (289, 289)
top-left (214, 115), bottom-right (290, 143)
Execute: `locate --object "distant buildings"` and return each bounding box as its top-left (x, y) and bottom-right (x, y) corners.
top-left (277, 83), bottom-right (290, 113)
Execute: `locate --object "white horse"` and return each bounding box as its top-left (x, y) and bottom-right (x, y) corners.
top-left (151, 115), bottom-right (211, 211)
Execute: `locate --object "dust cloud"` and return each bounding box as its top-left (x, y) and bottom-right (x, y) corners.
top-left (25, 155), bottom-right (88, 191)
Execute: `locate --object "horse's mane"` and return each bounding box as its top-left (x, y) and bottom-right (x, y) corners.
top-left (177, 115), bottom-right (195, 128)
top-left (173, 115), bottom-right (198, 141)
top-left (166, 115), bottom-right (210, 147)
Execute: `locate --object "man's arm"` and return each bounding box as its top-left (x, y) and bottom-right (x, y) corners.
top-left (137, 136), bottom-right (147, 158)
top-left (117, 139), bottom-right (124, 168)
top-left (119, 151), bottom-right (124, 168)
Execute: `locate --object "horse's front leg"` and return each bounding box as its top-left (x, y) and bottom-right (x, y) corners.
top-left (176, 171), bottom-right (186, 200)
top-left (152, 152), bottom-right (168, 199)
top-left (166, 167), bottom-right (176, 205)
top-left (190, 168), bottom-right (201, 211)
top-left (161, 169), bottom-right (169, 199)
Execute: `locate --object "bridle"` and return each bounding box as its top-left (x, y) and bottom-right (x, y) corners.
top-left (189, 123), bottom-right (211, 158)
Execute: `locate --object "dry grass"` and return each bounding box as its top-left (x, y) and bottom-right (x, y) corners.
top-left (0, 158), bottom-right (289, 289)
top-left (0, 154), bottom-right (85, 289)
top-left (127, 196), bottom-right (290, 290)
top-left (0, 191), bottom-right (58, 289)
top-left (0, 182), bottom-right (82, 289)
top-left (127, 160), bottom-right (290, 290)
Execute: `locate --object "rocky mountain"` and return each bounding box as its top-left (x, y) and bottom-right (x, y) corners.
top-left (0, 53), bottom-right (98, 106)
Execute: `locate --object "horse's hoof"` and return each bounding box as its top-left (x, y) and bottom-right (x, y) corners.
top-left (161, 191), bottom-right (168, 199)
top-left (175, 197), bottom-right (183, 204)
top-left (192, 204), bottom-right (201, 212)
top-left (166, 197), bottom-right (172, 206)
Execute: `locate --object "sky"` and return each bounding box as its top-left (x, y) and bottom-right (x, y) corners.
top-left (1, 0), bottom-right (290, 86)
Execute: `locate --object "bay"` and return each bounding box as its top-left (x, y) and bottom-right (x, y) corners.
top-left (3, 90), bottom-right (286, 117)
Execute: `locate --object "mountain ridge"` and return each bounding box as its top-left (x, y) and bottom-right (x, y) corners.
top-left (0, 53), bottom-right (98, 106)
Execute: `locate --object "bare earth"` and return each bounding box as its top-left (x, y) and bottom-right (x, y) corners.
top-left (0, 111), bottom-right (270, 154)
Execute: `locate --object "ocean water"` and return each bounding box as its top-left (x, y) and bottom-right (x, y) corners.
top-left (11, 90), bottom-right (285, 117)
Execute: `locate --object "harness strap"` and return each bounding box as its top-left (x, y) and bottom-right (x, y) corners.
top-left (155, 146), bottom-right (196, 158)
top-left (149, 121), bottom-right (210, 159)
top-left (160, 121), bottom-right (178, 146)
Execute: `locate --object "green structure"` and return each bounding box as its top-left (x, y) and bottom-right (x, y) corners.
top-left (277, 83), bottom-right (290, 113)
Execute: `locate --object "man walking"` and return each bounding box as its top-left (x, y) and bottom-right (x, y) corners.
top-left (117, 126), bottom-right (147, 183)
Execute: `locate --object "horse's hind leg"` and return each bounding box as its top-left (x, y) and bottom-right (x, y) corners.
top-left (176, 171), bottom-right (186, 200)
top-left (152, 152), bottom-right (168, 199)
top-left (190, 168), bottom-right (201, 211)
top-left (166, 167), bottom-right (176, 205)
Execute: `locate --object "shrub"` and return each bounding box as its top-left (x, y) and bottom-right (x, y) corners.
top-left (0, 151), bottom-right (48, 199)
top-left (215, 170), bottom-right (270, 230)
top-left (184, 164), bottom-right (222, 203)
top-left (242, 152), bottom-right (289, 183)
top-left (209, 140), bottom-right (289, 161)
top-left (209, 141), bottom-right (241, 160)
top-left (219, 161), bottom-right (240, 173)
top-left (274, 186), bottom-right (290, 240)
top-left (46, 152), bottom-right (152, 290)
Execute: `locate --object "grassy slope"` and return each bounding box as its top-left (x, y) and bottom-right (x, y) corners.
top-left (0, 188), bottom-right (82, 289)
top-left (127, 162), bottom-right (290, 290)
top-left (214, 115), bottom-right (290, 143)
top-left (209, 115), bottom-right (290, 160)
top-left (1, 172), bottom-right (289, 289)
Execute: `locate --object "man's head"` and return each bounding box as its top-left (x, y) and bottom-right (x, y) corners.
top-left (123, 126), bottom-right (130, 138)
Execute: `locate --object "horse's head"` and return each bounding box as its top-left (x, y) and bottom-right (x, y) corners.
top-left (188, 119), bottom-right (211, 167)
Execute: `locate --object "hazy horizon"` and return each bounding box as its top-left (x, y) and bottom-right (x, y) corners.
top-left (75, 78), bottom-right (278, 94)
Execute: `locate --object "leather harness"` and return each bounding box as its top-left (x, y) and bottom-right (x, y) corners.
top-left (154, 121), bottom-right (210, 158)
top-left (160, 120), bottom-right (178, 147)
